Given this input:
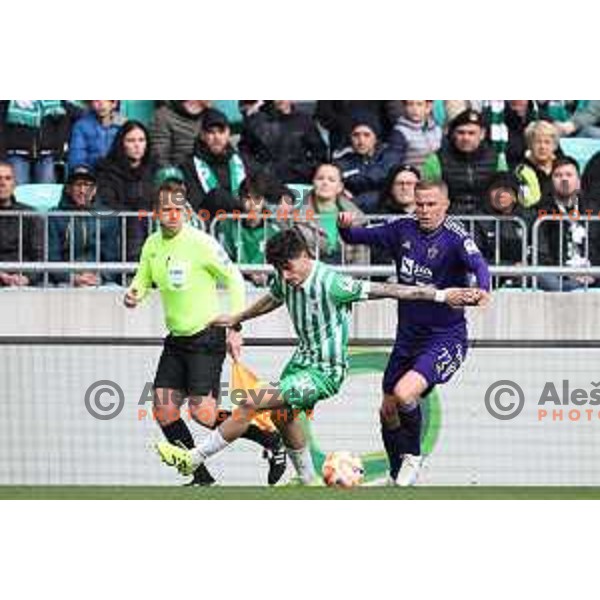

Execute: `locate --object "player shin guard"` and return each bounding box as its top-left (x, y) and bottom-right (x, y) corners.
top-left (398, 403), bottom-right (422, 456)
top-left (288, 446), bottom-right (315, 484)
top-left (160, 419), bottom-right (215, 485)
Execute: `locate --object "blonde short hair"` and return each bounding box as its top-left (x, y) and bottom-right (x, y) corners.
top-left (525, 120), bottom-right (559, 150)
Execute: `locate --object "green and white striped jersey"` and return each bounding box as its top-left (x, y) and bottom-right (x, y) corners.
top-left (269, 261), bottom-right (370, 375)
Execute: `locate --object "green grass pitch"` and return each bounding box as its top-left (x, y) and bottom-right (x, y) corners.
top-left (2, 486), bottom-right (600, 500)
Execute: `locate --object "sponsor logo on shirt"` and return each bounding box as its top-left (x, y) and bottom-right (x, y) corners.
top-left (400, 256), bottom-right (414, 277)
top-left (400, 257), bottom-right (433, 282)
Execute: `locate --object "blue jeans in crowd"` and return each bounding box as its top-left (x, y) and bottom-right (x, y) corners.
top-left (6, 154), bottom-right (56, 185)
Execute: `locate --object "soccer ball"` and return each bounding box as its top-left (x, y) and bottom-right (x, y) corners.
top-left (322, 452), bottom-right (364, 488)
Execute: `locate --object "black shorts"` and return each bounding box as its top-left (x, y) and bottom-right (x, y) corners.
top-left (154, 326), bottom-right (227, 397)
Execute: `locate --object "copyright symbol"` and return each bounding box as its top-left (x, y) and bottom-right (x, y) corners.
top-left (85, 380), bottom-right (125, 421)
top-left (484, 380), bottom-right (525, 421)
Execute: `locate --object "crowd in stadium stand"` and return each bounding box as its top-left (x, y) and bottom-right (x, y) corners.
top-left (1, 100), bottom-right (600, 290)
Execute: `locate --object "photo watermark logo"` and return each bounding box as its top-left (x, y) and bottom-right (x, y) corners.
top-left (484, 379), bottom-right (600, 422)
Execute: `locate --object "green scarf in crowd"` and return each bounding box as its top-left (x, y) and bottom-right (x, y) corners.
top-left (6, 100), bottom-right (66, 128)
top-left (193, 154), bottom-right (246, 196)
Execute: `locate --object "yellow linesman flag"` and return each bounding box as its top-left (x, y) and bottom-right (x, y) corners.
top-left (230, 361), bottom-right (276, 432)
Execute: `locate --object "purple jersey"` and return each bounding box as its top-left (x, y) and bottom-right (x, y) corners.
top-left (340, 215), bottom-right (491, 334)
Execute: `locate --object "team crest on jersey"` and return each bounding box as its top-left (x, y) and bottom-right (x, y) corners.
top-left (427, 245), bottom-right (439, 260)
top-left (463, 239), bottom-right (480, 255)
top-left (339, 278), bottom-right (356, 293)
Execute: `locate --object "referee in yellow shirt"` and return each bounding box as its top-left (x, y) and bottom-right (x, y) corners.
top-left (124, 167), bottom-right (286, 486)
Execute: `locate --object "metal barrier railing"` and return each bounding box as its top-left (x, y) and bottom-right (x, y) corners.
top-left (9, 209), bottom-right (600, 291)
top-left (0, 210), bottom-right (206, 287)
top-left (532, 214), bottom-right (600, 291)
top-left (209, 213), bottom-right (529, 284)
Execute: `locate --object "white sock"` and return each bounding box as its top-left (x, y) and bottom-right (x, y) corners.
top-left (288, 446), bottom-right (316, 484)
top-left (190, 429), bottom-right (230, 467)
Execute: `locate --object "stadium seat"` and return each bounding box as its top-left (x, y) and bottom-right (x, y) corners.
top-left (213, 101), bottom-right (243, 128)
top-left (15, 184), bottom-right (63, 212)
top-left (559, 138), bottom-right (600, 171)
top-left (120, 100), bottom-right (156, 126)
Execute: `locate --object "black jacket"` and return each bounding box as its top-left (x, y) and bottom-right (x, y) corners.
top-left (95, 156), bottom-right (156, 261)
top-left (582, 151), bottom-right (600, 202)
top-left (95, 156), bottom-right (156, 211)
top-left (0, 101), bottom-right (82, 159)
top-left (438, 142), bottom-right (498, 215)
top-left (179, 140), bottom-right (251, 214)
top-left (239, 105), bottom-right (327, 183)
top-left (0, 198), bottom-right (43, 283)
top-left (536, 195), bottom-right (600, 266)
top-left (474, 201), bottom-right (534, 266)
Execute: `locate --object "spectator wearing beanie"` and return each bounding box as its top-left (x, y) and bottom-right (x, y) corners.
top-left (335, 111), bottom-right (406, 212)
top-left (315, 101), bottom-right (393, 155)
top-left (422, 109), bottom-right (499, 215)
top-left (151, 101), bottom-right (211, 168)
top-left (473, 173), bottom-right (534, 286)
top-left (239, 101), bottom-right (327, 184)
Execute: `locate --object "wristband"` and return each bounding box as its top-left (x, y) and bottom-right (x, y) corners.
top-left (231, 322), bottom-right (243, 332)
top-left (434, 290), bottom-right (447, 304)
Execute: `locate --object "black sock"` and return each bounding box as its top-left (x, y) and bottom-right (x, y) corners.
top-left (160, 419), bottom-right (214, 483)
top-left (242, 424), bottom-right (281, 451)
top-left (160, 418), bottom-right (195, 449)
top-left (381, 425), bottom-right (404, 480)
top-left (398, 405), bottom-right (422, 456)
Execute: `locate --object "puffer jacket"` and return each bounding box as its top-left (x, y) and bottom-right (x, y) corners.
top-left (68, 111), bottom-right (124, 169)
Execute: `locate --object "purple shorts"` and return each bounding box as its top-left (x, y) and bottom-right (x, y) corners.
top-left (382, 329), bottom-right (468, 395)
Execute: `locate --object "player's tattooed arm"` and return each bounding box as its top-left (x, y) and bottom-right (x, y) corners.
top-left (211, 294), bottom-right (284, 328)
top-left (367, 283), bottom-right (481, 307)
top-left (367, 282), bottom-right (437, 302)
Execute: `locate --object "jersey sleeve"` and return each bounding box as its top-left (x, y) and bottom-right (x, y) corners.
top-left (338, 219), bottom-right (403, 252)
top-left (328, 272), bottom-right (371, 306)
top-left (203, 235), bottom-right (246, 313)
top-left (128, 238), bottom-right (153, 302)
top-left (457, 234), bottom-right (492, 291)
